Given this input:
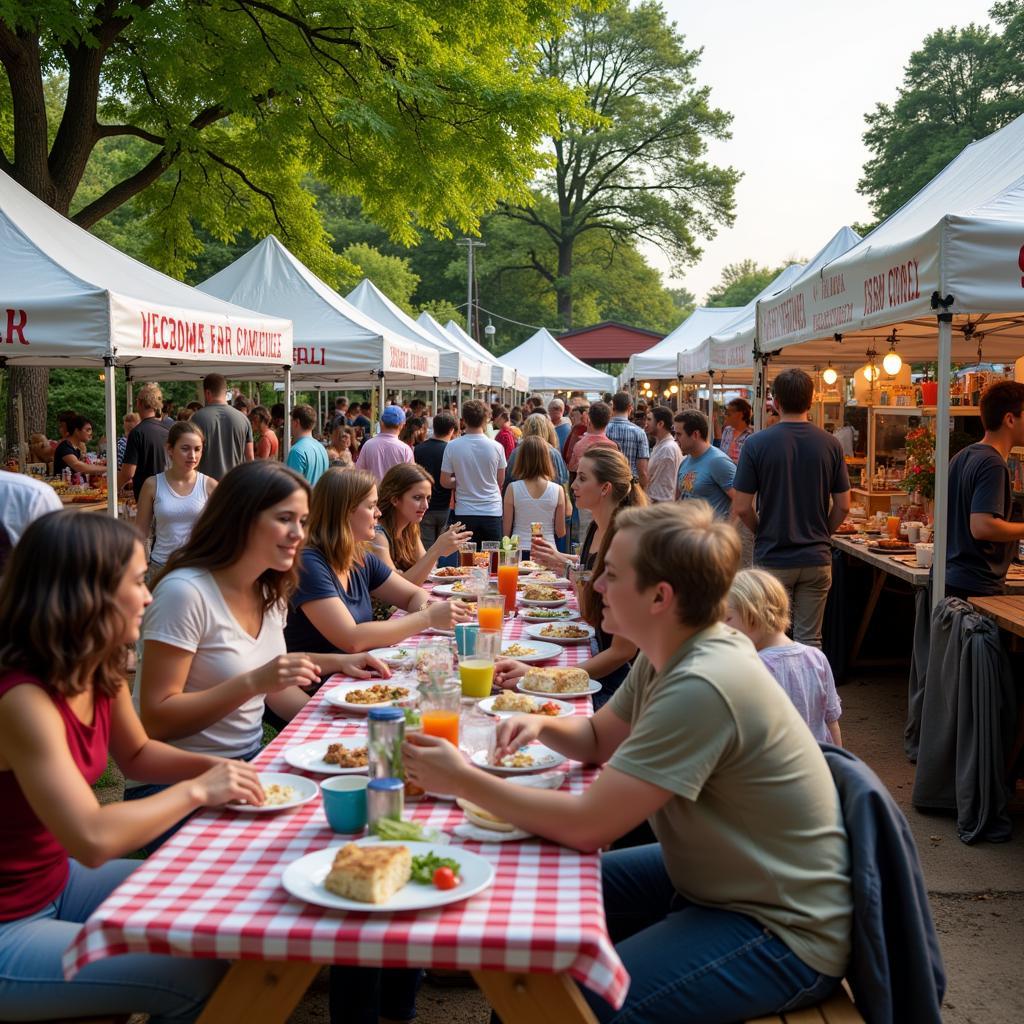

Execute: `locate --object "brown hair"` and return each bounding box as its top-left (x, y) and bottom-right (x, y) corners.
top-left (587, 401), bottom-right (611, 430)
top-left (462, 399), bottom-right (487, 428)
top-left (136, 382), bottom-right (163, 414)
top-left (511, 435), bottom-right (554, 482)
top-left (329, 424), bottom-right (360, 459)
top-left (290, 404), bottom-right (317, 431)
top-left (167, 420), bottom-right (204, 448)
top-left (773, 368), bottom-right (814, 414)
top-left (576, 446), bottom-right (648, 625)
top-left (979, 380), bottom-right (1024, 432)
top-left (615, 502), bottom-right (740, 628)
top-left (158, 461), bottom-right (310, 612)
top-left (377, 463), bottom-right (434, 569)
top-left (307, 468), bottom-right (377, 575)
top-left (0, 511), bottom-right (140, 696)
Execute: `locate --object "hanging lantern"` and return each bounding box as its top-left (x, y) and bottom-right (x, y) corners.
top-left (669, 383), bottom-right (679, 394)
top-left (862, 363), bottom-right (878, 383)
top-left (882, 330), bottom-right (902, 376)
top-left (822, 365), bottom-right (838, 386)
top-left (642, 382), bottom-right (651, 391)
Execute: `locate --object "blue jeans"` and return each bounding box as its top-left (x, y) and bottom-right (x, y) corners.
top-left (0, 859), bottom-right (226, 1023)
top-left (584, 845), bottom-right (840, 1023)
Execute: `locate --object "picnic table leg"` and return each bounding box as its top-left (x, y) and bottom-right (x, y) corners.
top-left (195, 959), bottom-right (320, 1024)
top-left (471, 969), bottom-right (599, 1024)
top-left (848, 566), bottom-right (886, 666)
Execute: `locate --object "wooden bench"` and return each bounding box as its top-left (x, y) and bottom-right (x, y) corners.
top-left (747, 986), bottom-right (864, 1023)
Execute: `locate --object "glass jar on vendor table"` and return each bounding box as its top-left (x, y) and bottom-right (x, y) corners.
top-left (497, 547), bottom-right (521, 617)
top-left (459, 541), bottom-right (478, 568)
top-left (458, 628), bottom-right (501, 699)
top-left (419, 677), bottom-right (461, 746)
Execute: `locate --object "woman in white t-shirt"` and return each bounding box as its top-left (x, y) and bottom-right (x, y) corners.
top-left (134, 421), bottom-right (216, 575)
top-left (502, 435), bottom-right (566, 550)
top-left (129, 462), bottom-right (386, 836)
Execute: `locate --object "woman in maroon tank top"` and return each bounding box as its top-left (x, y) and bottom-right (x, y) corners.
top-left (0, 511), bottom-right (265, 1022)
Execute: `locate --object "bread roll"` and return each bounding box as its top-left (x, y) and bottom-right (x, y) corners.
top-left (522, 667), bottom-right (590, 693)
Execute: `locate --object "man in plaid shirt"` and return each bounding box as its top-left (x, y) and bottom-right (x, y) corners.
top-left (720, 397), bottom-right (754, 463)
top-left (606, 392), bottom-right (650, 489)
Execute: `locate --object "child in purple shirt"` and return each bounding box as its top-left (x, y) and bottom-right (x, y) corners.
top-left (725, 568), bottom-right (843, 746)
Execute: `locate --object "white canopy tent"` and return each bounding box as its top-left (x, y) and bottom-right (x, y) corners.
top-left (625, 306), bottom-right (742, 382)
top-left (439, 317), bottom-right (518, 391)
top-left (756, 113), bottom-right (1024, 603)
top-left (501, 328), bottom-right (615, 393)
top-left (415, 312), bottom-right (491, 387)
top-left (0, 169), bottom-right (292, 511)
top-left (346, 279), bottom-right (486, 388)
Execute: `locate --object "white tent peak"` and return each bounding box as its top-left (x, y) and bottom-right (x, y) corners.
top-left (347, 278), bottom-right (456, 352)
top-left (501, 328), bottom-right (615, 392)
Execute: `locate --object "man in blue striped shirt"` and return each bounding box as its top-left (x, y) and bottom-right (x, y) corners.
top-left (605, 392), bottom-right (650, 489)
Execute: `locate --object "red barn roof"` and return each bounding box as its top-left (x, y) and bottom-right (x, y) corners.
top-left (558, 321), bottom-right (663, 363)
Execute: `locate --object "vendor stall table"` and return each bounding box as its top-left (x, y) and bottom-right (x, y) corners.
top-left (64, 603), bottom-right (623, 1024)
top-left (832, 536), bottom-right (1024, 665)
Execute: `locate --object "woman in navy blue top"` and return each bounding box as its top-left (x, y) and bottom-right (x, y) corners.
top-left (285, 468), bottom-right (473, 654)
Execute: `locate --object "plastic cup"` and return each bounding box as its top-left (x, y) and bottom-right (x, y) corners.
top-left (477, 593), bottom-right (505, 632)
top-left (454, 622), bottom-right (479, 657)
top-left (458, 658), bottom-right (495, 699)
top-left (321, 776), bottom-right (368, 834)
top-left (886, 515), bottom-right (901, 539)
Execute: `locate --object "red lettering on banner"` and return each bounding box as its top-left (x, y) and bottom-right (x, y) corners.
top-left (821, 273), bottom-right (846, 299)
top-left (4, 308), bottom-right (28, 344)
top-left (139, 311), bottom-right (211, 354)
top-left (864, 274), bottom-right (885, 316)
top-left (887, 259), bottom-right (920, 307)
top-left (760, 293), bottom-right (806, 345)
top-left (294, 346), bottom-right (325, 366)
top-left (1018, 244), bottom-right (1024, 287)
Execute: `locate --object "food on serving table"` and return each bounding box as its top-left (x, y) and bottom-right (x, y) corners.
top-left (491, 691), bottom-right (562, 715)
top-left (524, 607), bottom-right (574, 620)
top-left (432, 566), bottom-right (471, 578)
top-left (344, 683), bottom-right (410, 705)
top-left (522, 584), bottom-right (564, 602)
top-left (527, 570), bottom-right (558, 582)
top-left (517, 560), bottom-right (543, 571)
top-left (538, 623), bottom-right (590, 639)
top-left (875, 537), bottom-right (912, 549)
top-left (835, 521), bottom-right (859, 535)
top-left (456, 797), bottom-right (517, 832)
top-left (325, 843), bottom-right (412, 904)
top-left (324, 744), bottom-right (368, 768)
top-left (262, 783), bottom-right (296, 806)
top-left (521, 667), bottom-right (590, 693)
top-left (502, 643), bottom-right (538, 658)
top-left (410, 852), bottom-right (461, 888)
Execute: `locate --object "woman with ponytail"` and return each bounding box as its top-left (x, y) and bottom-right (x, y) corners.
top-left (497, 447), bottom-right (647, 706)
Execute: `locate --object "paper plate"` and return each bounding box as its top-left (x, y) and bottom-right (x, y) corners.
top-left (432, 583), bottom-right (480, 601)
top-left (470, 743), bottom-right (567, 774)
top-left (283, 738), bottom-right (369, 775)
top-left (367, 646), bottom-right (416, 669)
top-left (226, 772), bottom-right (318, 813)
top-left (324, 681), bottom-right (417, 714)
top-left (476, 695), bottom-right (574, 719)
top-left (517, 677), bottom-right (601, 699)
top-left (499, 640), bottom-right (562, 664)
top-left (517, 607), bottom-right (581, 624)
top-left (524, 622), bottom-right (595, 645)
top-left (282, 840), bottom-right (494, 912)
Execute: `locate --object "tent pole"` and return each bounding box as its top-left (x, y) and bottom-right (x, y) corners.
top-left (753, 358), bottom-right (766, 430)
top-left (283, 366), bottom-right (293, 457)
top-left (379, 371), bottom-right (386, 421)
top-left (432, 377), bottom-right (439, 420)
top-left (125, 368), bottom-right (133, 414)
top-left (932, 311), bottom-right (953, 610)
top-left (104, 356), bottom-right (117, 518)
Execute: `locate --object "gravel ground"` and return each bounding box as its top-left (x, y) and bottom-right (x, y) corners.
top-left (97, 663), bottom-right (1023, 1024)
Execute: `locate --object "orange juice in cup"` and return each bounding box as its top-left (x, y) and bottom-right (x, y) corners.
top-left (497, 549), bottom-right (520, 616)
top-left (886, 515), bottom-right (901, 539)
top-left (420, 677), bottom-right (461, 746)
top-left (477, 593), bottom-right (505, 632)
top-left (422, 710), bottom-right (460, 746)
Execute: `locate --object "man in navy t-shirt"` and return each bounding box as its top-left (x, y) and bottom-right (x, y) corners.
top-left (944, 380), bottom-right (1024, 597)
top-left (734, 368), bottom-right (850, 649)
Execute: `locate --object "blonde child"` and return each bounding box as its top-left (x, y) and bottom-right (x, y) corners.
top-left (726, 569), bottom-right (843, 746)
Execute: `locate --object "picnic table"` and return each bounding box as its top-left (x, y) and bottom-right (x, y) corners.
top-left (831, 535), bottom-right (1024, 665)
top-left (64, 598), bottom-right (625, 1024)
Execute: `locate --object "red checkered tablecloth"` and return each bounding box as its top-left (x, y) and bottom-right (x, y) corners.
top-left (63, 609), bottom-right (629, 1009)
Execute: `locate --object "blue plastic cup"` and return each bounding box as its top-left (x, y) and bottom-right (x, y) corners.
top-left (454, 623), bottom-right (479, 657)
top-left (321, 776), bottom-right (368, 834)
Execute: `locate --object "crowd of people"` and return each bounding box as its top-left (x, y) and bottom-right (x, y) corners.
top-left (3, 363), bottom-right (978, 1022)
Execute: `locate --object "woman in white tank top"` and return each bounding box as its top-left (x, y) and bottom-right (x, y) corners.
top-left (135, 420), bottom-right (216, 571)
top-left (503, 435), bottom-right (567, 550)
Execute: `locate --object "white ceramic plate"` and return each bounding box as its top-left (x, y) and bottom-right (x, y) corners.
top-left (518, 595), bottom-right (568, 609)
top-left (432, 583), bottom-right (480, 601)
top-left (324, 681), bottom-right (417, 714)
top-left (367, 646), bottom-right (415, 669)
top-left (507, 771), bottom-right (566, 791)
top-left (283, 738), bottom-right (369, 775)
top-left (523, 573), bottom-right (570, 588)
top-left (476, 695), bottom-right (574, 719)
top-left (453, 821), bottom-right (533, 843)
top-left (517, 560), bottom-right (544, 572)
top-left (499, 640), bottom-right (562, 664)
top-left (227, 772), bottom-right (318, 813)
top-left (470, 743), bottom-right (567, 774)
top-left (281, 840), bottom-right (494, 912)
top-left (427, 569), bottom-right (472, 583)
top-left (421, 626), bottom-right (455, 637)
top-left (516, 677), bottom-right (602, 699)
top-left (517, 608), bottom-right (580, 624)
top-left (524, 622), bottom-right (595, 645)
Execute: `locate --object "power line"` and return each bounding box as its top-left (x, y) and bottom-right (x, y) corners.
top-left (456, 302), bottom-right (551, 333)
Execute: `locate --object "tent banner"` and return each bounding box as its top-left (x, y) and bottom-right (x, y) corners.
top-left (677, 340), bottom-right (710, 376)
top-left (111, 294), bottom-right (293, 365)
top-left (382, 335), bottom-right (440, 378)
top-left (515, 372), bottom-right (530, 393)
top-left (756, 230), bottom-right (940, 352)
top-left (0, 297), bottom-right (108, 361)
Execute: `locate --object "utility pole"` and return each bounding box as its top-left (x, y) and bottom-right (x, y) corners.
top-left (457, 238), bottom-right (486, 340)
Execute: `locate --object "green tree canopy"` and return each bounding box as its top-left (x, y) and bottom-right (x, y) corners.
top-left (498, 0), bottom-right (738, 326)
top-left (858, 4), bottom-right (1024, 219)
top-left (705, 259), bottom-right (788, 308)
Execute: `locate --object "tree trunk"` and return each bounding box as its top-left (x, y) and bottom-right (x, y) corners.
top-left (5, 366), bottom-right (50, 448)
top-left (556, 236), bottom-right (574, 327)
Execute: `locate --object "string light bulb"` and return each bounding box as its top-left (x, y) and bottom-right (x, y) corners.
top-left (863, 363), bottom-right (878, 383)
top-left (822, 365), bottom-right (838, 386)
top-left (642, 382), bottom-right (651, 391)
top-left (670, 383), bottom-right (679, 394)
top-left (882, 334), bottom-right (902, 375)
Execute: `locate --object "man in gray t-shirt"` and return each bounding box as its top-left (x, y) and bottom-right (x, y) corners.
top-left (191, 374), bottom-right (254, 480)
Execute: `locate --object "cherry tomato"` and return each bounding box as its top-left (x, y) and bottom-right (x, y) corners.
top-left (433, 866), bottom-right (459, 890)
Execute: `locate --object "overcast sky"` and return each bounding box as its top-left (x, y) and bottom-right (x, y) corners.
top-left (653, 0), bottom-right (997, 303)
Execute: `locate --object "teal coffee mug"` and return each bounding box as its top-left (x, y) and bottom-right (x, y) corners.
top-left (321, 776), bottom-right (368, 834)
